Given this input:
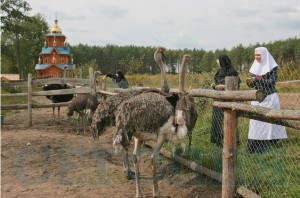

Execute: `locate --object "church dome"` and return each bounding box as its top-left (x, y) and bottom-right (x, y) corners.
top-left (50, 18), bottom-right (62, 33)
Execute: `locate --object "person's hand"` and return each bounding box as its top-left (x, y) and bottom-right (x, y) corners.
top-left (215, 84), bottom-right (225, 90)
top-left (246, 77), bottom-right (255, 87)
top-left (211, 83), bottom-right (216, 89)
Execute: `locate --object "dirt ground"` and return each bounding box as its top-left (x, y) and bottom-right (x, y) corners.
top-left (1, 96), bottom-right (222, 198)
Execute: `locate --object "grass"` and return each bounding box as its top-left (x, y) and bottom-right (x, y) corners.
top-left (1, 89), bottom-right (28, 115)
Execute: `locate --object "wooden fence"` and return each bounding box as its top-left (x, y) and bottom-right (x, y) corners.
top-left (1, 71), bottom-right (300, 198)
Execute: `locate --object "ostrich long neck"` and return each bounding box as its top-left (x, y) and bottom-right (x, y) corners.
top-left (179, 55), bottom-right (191, 92)
top-left (158, 60), bottom-right (169, 93)
top-left (154, 48), bottom-right (169, 93)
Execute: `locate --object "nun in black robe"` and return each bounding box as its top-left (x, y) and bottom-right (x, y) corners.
top-left (210, 54), bottom-right (240, 147)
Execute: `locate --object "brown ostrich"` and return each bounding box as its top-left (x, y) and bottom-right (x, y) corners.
top-left (112, 53), bottom-right (197, 197)
top-left (67, 71), bottom-right (100, 134)
top-left (67, 93), bottom-right (98, 134)
top-left (91, 46), bottom-right (171, 141)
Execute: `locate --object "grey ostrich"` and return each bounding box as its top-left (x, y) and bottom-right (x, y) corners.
top-left (67, 71), bottom-right (100, 135)
top-left (112, 53), bottom-right (197, 198)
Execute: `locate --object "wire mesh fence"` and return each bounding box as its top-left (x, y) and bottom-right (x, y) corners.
top-left (124, 64), bottom-right (299, 197)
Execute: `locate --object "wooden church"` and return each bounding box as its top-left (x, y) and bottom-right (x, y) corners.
top-left (35, 18), bottom-right (75, 78)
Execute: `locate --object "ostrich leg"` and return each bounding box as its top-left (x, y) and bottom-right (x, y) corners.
top-left (133, 138), bottom-right (142, 198)
top-left (76, 113), bottom-right (81, 135)
top-left (52, 107), bottom-right (56, 122)
top-left (152, 135), bottom-right (166, 198)
top-left (122, 148), bottom-right (135, 180)
top-left (83, 113), bottom-right (86, 135)
top-left (57, 106), bottom-right (61, 123)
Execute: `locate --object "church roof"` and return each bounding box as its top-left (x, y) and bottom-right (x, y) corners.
top-left (40, 47), bottom-right (70, 54)
top-left (35, 63), bottom-right (76, 70)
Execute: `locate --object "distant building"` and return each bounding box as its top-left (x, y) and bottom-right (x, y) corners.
top-left (0, 74), bottom-right (20, 82)
top-left (35, 18), bottom-right (76, 78)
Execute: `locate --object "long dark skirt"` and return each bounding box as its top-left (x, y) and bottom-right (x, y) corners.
top-left (246, 139), bottom-right (279, 154)
top-left (210, 106), bottom-right (224, 147)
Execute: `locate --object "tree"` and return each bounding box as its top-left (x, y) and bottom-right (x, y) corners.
top-left (200, 51), bottom-right (215, 72)
top-left (229, 44), bottom-right (244, 72)
top-left (1, 12), bottom-right (49, 77)
top-left (1, 0), bottom-right (32, 78)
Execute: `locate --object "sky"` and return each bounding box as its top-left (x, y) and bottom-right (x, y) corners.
top-left (26, 0), bottom-right (300, 51)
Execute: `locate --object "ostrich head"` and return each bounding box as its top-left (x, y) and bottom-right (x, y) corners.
top-left (154, 46), bottom-right (169, 93)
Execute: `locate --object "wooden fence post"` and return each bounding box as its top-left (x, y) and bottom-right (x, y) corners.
top-left (89, 67), bottom-right (94, 94)
top-left (222, 76), bottom-right (238, 198)
top-left (80, 67), bottom-right (83, 79)
top-left (27, 73), bottom-right (32, 127)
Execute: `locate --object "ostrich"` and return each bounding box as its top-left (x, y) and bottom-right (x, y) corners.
top-left (91, 46), bottom-right (171, 141)
top-left (43, 83), bottom-right (74, 122)
top-left (90, 47), bottom-right (173, 179)
top-left (112, 53), bottom-right (197, 197)
top-left (67, 71), bottom-right (101, 135)
top-left (67, 94), bottom-right (98, 134)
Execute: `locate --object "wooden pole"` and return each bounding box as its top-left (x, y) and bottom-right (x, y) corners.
top-left (80, 67), bottom-right (83, 79)
top-left (222, 76), bottom-right (238, 198)
top-left (89, 67), bottom-right (94, 94)
top-left (27, 73), bottom-right (32, 127)
top-left (214, 101), bottom-right (300, 121)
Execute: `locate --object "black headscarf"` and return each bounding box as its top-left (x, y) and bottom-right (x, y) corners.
top-left (214, 54), bottom-right (238, 85)
top-left (116, 70), bottom-right (126, 82)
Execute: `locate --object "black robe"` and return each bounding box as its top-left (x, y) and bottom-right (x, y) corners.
top-left (210, 55), bottom-right (240, 147)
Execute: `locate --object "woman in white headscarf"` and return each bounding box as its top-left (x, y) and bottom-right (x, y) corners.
top-left (245, 47), bottom-right (287, 153)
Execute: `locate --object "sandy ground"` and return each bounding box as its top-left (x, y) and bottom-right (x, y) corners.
top-left (1, 96), bottom-right (222, 198)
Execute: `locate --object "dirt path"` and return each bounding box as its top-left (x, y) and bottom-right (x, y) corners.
top-left (1, 96), bottom-right (221, 198)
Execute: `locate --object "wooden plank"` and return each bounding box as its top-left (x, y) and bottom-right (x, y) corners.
top-left (32, 87), bottom-right (90, 96)
top-left (188, 89), bottom-right (266, 102)
top-left (214, 101), bottom-right (300, 120)
top-left (32, 78), bottom-right (90, 86)
top-left (0, 87), bottom-right (96, 97)
top-left (237, 186), bottom-right (261, 198)
top-left (1, 102), bottom-right (70, 110)
top-left (0, 93), bottom-right (28, 97)
top-left (1, 104), bottom-right (28, 110)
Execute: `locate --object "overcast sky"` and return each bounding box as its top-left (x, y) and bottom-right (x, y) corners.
top-left (27, 0), bottom-right (300, 51)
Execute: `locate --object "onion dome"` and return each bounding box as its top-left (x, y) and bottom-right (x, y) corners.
top-left (50, 18), bottom-right (62, 33)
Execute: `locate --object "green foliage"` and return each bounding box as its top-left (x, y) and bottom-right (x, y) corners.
top-left (75, 59), bottom-right (99, 78)
top-left (1, 0), bottom-right (49, 78)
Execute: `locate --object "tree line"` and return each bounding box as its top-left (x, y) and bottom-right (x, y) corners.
top-left (1, 0), bottom-right (300, 79)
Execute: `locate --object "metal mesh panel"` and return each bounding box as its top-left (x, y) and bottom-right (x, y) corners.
top-left (136, 65), bottom-right (299, 197)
